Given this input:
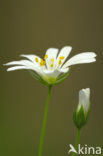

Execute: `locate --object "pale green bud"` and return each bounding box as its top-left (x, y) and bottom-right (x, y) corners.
top-left (73, 88), bottom-right (91, 129)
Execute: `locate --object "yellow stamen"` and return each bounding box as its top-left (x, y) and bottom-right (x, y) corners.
top-left (35, 57), bottom-right (39, 62)
top-left (51, 58), bottom-right (54, 62)
top-left (44, 54), bottom-right (48, 59)
top-left (59, 56), bottom-right (64, 60)
top-left (40, 59), bottom-right (45, 66)
top-left (59, 60), bottom-right (62, 65)
top-left (51, 63), bottom-right (54, 68)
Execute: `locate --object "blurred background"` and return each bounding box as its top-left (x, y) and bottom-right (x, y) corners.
top-left (0, 0), bottom-right (103, 155)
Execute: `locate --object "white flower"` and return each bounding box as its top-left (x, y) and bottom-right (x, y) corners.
top-left (4, 46), bottom-right (96, 84)
top-left (78, 88), bottom-right (90, 115)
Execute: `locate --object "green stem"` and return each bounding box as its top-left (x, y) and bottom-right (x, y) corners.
top-left (72, 129), bottom-right (81, 156)
top-left (38, 86), bottom-right (52, 156)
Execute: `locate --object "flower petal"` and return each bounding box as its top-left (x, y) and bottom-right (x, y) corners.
top-left (43, 67), bottom-right (69, 79)
top-left (7, 66), bottom-right (31, 71)
top-left (6, 65), bottom-right (43, 76)
top-left (78, 88), bottom-right (90, 113)
top-left (45, 48), bottom-right (59, 71)
top-left (20, 54), bottom-right (41, 64)
top-left (58, 67), bottom-right (69, 73)
top-left (5, 60), bottom-right (35, 66)
top-left (45, 48), bottom-right (59, 59)
top-left (43, 69), bottom-right (60, 78)
top-left (5, 60), bottom-right (43, 75)
top-left (62, 52), bottom-right (96, 68)
top-left (57, 46), bottom-right (72, 67)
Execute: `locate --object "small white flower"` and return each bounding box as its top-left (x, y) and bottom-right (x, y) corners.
top-left (78, 88), bottom-right (90, 115)
top-left (4, 46), bottom-right (96, 84)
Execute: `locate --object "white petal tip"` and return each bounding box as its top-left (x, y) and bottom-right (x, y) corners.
top-left (89, 57), bottom-right (96, 62)
top-left (79, 88), bottom-right (90, 99)
top-left (62, 46), bottom-right (72, 51)
top-left (3, 63), bottom-right (11, 66)
top-left (3, 63), bottom-right (12, 66)
top-left (80, 88), bottom-right (90, 92)
top-left (90, 52), bottom-right (97, 57)
top-left (20, 54), bottom-right (25, 57)
top-left (7, 68), bottom-right (12, 71)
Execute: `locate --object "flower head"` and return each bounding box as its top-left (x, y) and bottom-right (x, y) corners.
top-left (73, 88), bottom-right (91, 129)
top-left (4, 46), bottom-right (96, 86)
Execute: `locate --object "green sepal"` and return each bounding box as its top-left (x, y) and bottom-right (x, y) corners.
top-left (73, 105), bottom-right (85, 129)
top-left (29, 70), bottom-right (69, 87)
top-left (85, 102), bottom-right (91, 124)
top-left (29, 70), bottom-right (41, 81)
top-left (73, 103), bottom-right (90, 129)
top-left (29, 71), bottom-right (49, 87)
top-left (53, 72), bottom-right (69, 85)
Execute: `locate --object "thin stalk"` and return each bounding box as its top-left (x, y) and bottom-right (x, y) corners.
top-left (38, 86), bottom-right (52, 156)
top-left (72, 129), bottom-right (81, 156)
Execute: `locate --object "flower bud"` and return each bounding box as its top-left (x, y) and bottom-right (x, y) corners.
top-left (73, 88), bottom-right (91, 129)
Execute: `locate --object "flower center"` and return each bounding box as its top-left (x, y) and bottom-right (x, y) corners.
top-left (59, 56), bottom-right (64, 60)
top-left (40, 59), bottom-right (46, 66)
top-left (44, 54), bottom-right (48, 59)
top-left (58, 60), bottom-right (62, 65)
top-left (35, 57), bottom-right (39, 62)
top-left (51, 63), bottom-right (54, 68)
top-left (51, 58), bottom-right (54, 62)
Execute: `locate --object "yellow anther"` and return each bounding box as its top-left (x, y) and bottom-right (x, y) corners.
top-left (59, 56), bottom-right (64, 60)
top-left (44, 54), bottom-right (48, 59)
top-left (51, 58), bottom-right (54, 62)
top-left (35, 57), bottom-right (39, 62)
top-left (40, 59), bottom-right (45, 66)
top-left (59, 60), bottom-right (62, 65)
top-left (51, 63), bottom-right (54, 68)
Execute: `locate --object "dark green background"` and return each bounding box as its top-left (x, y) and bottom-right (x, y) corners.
top-left (0, 0), bottom-right (103, 155)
